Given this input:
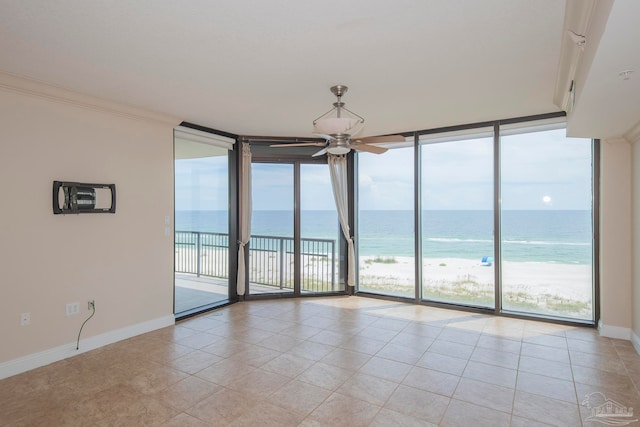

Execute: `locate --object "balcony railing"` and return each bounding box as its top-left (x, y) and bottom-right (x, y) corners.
top-left (175, 231), bottom-right (337, 292)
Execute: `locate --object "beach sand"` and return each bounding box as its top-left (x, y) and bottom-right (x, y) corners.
top-left (177, 246), bottom-right (592, 302)
top-left (360, 256), bottom-right (592, 302)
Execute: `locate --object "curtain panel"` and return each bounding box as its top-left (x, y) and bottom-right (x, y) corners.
top-left (328, 154), bottom-right (355, 288)
top-left (237, 142), bottom-right (252, 295)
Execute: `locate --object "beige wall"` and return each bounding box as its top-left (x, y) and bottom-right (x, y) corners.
top-left (599, 139), bottom-right (633, 333)
top-left (0, 76), bottom-right (179, 364)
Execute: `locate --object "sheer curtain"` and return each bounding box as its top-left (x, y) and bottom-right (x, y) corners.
top-left (328, 154), bottom-right (355, 288)
top-left (237, 142), bottom-right (252, 296)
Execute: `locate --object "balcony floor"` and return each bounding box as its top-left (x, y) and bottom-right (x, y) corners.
top-left (175, 274), bottom-right (291, 314)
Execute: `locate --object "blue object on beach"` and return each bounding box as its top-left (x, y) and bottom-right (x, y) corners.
top-left (481, 256), bottom-right (494, 266)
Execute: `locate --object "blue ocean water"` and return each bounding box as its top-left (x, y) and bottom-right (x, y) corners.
top-left (175, 210), bottom-right (593, 265)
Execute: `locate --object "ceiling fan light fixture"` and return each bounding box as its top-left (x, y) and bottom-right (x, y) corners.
top-left (271, 85), bottom-right (404, 157)
top-left (312, 85), bottom-right (364, 137)
top-left (326, 145), bottom-right (351, 155)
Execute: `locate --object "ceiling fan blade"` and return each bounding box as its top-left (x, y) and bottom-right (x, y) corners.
top-left (312, 133), bottom-right (334, 140)
top-left (270, 142), bottom-right (326, 148)
top-left (311, 147), bottom-right (329, 157)
top-left (356, 135), bottom-right (406, 144)
top-left (352, 144), bottom-right (388, 154)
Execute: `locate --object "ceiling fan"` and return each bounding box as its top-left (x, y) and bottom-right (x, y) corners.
top-left (271, 85), bottom-right (405, 157)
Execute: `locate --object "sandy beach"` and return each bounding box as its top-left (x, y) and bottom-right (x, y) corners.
top-left (177, 247), bottom-right (591, 300)
top-left (360, 256), bottom-right (592, 301)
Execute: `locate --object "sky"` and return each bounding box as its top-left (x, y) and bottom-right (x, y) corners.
top-left (175, 155), bottom-right (228, 211)
top-left (176, 128), bottom-right (594, 211)
top-left (358, 128), bottom-right (593, 210)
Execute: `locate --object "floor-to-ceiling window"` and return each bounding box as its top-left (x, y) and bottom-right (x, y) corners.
top-left (174, 127), bottom-right (234, 315)
top-left (357, 145), bottom-right (415, 298)
top-left (420, 129), bottom-right (495, 308)
top-left (174, 116), bottom-right (595, 323)
top-left (356, 116), bottom-right (596, 323)
top-left (500, 125), bottom-right (594, 320)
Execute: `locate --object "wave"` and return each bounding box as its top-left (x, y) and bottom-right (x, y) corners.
top-left (426, 237), bottom-right (590, 246)
top-left (427, 238), bottom-right (493, 243)
top-left (503, 240), bottom-right (590, 246)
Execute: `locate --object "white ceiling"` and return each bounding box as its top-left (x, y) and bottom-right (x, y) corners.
top-left (0, 1), bottom-right (568, 137)
top-left (566, 0), bottom-right (640, 140)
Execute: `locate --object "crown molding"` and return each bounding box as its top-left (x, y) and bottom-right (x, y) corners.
top-left (0, 71), bottom-right (180, 126)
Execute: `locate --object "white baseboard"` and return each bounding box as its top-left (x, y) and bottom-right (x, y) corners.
top-left (598, 320), bottom-right (632, 340)
top-left (0, 315), bottom-right (175, 380)
top-left (632, 330), bottom-right (640, 355)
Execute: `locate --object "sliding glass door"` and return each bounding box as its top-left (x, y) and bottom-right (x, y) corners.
top-left (174, 135), bottom-right (230, 314)
top-left (301, 164), bottom-right (344, 293)
top-left (249, 163), bottom-right (295, 295)
top-left (249, 160), bottom-right (345, 295)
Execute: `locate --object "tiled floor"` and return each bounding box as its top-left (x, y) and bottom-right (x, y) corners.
top-left (2, 296), bottom-right (640, 426)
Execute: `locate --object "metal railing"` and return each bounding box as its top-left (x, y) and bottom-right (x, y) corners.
top-left (175, 231), bottom-right (229, 278)
top-left (175, 231), bottom-right (337, 292)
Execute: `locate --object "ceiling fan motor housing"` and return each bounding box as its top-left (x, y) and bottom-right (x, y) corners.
top-left (330, 85), bottom-right (348, 98)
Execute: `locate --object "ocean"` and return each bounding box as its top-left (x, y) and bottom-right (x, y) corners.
top-left (175, 210), bottom-right (593, 265)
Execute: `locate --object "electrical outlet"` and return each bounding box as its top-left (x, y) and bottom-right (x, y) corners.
top-left (66, 302), bottom-right (80, 316)
top-left (88, 300), bottom-right (95, 310)
top-left (20, 312), bottom-right (30, 326)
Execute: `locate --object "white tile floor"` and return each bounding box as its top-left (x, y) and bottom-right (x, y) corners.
top-left (1, 296), bottom-right (639, 426)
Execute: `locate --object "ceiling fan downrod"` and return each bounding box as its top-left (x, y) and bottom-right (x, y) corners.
top-left (330, 85), bottom-right (347, 118)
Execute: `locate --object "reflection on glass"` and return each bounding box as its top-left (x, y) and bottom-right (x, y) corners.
top-left (421, 136), bottom-right (494, 307)
top-left (358, 147), bottom-right (415, 298)
top-left (501, 128), bottom-right (593, 320)
top-left (174, 142), bottom-right (229, 313)
top-left (250, 163), bottom-right (294, 294)
top-left (301, 164), bottom-right (344, 293)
